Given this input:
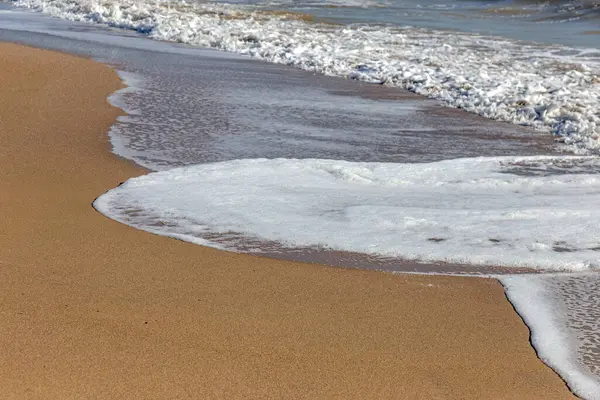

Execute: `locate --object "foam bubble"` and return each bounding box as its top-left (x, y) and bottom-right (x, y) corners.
top-left (94, 156), bottom-right (600, 271)
top-left (106, 70), bottom-right (151, 165)
top-left (501, 274), bottom-right (600, 400)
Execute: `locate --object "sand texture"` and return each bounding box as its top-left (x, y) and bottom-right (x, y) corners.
top-left (0, 43), bottom-right (576, 399)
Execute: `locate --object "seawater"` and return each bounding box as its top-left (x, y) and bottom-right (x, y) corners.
top-left (223, 0), bottom-right (600, 47)
top-left (2, 3), bottom-right (600, 398)
top-left (8, 0), bottom-right (600, 153)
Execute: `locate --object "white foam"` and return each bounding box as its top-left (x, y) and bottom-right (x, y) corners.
top-left (94, 156), bottom-right (600, 271)
top-left (501, 274), bottom-right (600, 399)
top-left (105, 70), bottom-right (154, 166)
top-left (11, 0), bottom-right (600, 153)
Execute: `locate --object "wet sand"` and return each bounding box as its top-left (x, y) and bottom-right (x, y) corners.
top-left (0, 42), bottom-right (576, 399)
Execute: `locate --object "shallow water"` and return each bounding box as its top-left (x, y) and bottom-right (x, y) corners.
top-left (503, 273), bottom-right (600, 398)
top-left (7, 0), bottom-right (600, 153)
top-left (0, 5), bottom-right (557, 170)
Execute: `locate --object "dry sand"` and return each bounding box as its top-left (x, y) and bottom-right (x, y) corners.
top-left (0, 42), bottom-right (576, 399)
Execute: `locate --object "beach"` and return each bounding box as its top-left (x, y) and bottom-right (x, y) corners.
top-left (0, 42), bottom-right (577, 398)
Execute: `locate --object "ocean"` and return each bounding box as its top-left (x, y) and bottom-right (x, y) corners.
top-left (1, 0), bottom-right (600, 397)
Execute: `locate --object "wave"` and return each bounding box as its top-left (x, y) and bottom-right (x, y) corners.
top-left (12, 0), bottom-right (600, 153)
top-left (502, 274), bottom-right (600, 400)
top-left (95, 156), bottom-right (600, 271)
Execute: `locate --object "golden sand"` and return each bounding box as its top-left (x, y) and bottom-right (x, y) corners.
top-left (0, 43), bottom-right (575, 399)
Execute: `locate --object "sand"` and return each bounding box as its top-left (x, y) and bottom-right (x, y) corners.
top-left (0, 42), bottom-right (576, 399)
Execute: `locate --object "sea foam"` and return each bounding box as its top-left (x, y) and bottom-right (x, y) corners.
top-left (502, 274), bottom-right (600, 400)
top-left (11, 0), bottom-right (600, 153)
top-left (94, 156), bottom-right (600, 271)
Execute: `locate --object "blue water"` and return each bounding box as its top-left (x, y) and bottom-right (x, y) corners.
top-left (229, 0), bottom-right (600, 47)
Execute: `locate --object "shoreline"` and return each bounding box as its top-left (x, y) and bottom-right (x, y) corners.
top-left (0, 42), bottom-right (576, 399)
